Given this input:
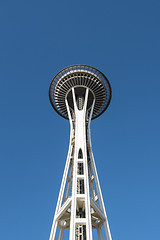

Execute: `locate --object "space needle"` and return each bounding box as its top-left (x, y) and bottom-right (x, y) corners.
top-left (49, 65), bottom-right (112, 240)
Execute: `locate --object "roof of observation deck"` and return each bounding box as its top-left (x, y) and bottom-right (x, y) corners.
top-left (49, 65), bottom-right (112, 120)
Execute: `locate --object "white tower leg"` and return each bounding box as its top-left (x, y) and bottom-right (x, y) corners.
top-left (87, 108), bottom-right (112, 240)
top-left (58, 228), bottom-right (64, 240)
top-left (70, 88), bottom-right (92, 240)
top-left (49, 86), bottom-right (112, 240)
top-left (49, 99), bottom-right (74, 240)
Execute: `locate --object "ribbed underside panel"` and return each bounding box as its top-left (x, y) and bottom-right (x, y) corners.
top-left (49, 65), bottom-right (111, 119)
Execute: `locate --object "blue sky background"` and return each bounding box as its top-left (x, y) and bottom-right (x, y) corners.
top-left (0, 0), bottom-right (160, 239)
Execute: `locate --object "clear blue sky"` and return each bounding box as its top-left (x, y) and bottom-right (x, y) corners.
top-left (0, 0), bottom-right (160, 239)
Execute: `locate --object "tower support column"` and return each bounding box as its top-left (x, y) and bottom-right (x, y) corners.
top-left (48, 65), bottom-right (113, 240)
top-left (69, 88), bottom-right (92, 240)
top-left (58, 228), bottom-right (64, 240)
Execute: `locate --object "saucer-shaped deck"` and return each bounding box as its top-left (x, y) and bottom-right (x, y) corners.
top-left (49, 65), bottom-right (112, 120)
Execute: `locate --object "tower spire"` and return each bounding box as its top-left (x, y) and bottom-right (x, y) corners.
top-left (49, 65), bottom-right (112, 240)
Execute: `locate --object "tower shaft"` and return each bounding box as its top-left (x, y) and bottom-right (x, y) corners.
top-left (49, 87), bottom-right (112, 240)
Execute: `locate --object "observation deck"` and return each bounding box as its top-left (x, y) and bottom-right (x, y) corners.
top-left (49, 65), bottom-right (112, 120)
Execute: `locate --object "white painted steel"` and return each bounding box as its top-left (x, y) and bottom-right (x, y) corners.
top-left (87, 111), bottom-right (112, 240)
top-left (49, 99), bottom-right (73, 240)
top-left (49, 86), bottom-right (112, 240)
top-left (58, 228), bottom-right (64, 240)
top-left (70, 88), bottom-right (92, 240)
